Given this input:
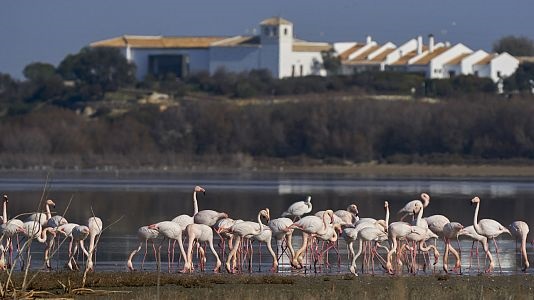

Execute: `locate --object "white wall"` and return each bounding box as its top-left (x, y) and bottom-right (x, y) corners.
top-left (128, 48), bottom-right (210, 79)
top-left (489, 53), bottom-right (519, 82)
top-left (288, 51), bottom-right (326, 77)
top-left (428, 43), bottom-right (472, 79)
top-left (209, 46), bottom-right (260, 74)
top-left (460, 50), bottom-right (488, 75)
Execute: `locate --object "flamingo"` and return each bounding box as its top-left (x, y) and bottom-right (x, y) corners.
top-left (250, 222), bottom-right (278, 272)
top-left (20, 221), bottom-right (55, 270)
top-left (281, 196), bottom-right (312, 220)
top-left (25, 199), bottom-right (56, 227)
top-left (509, 220), bottom-right (530, 271)
top-left (398, 193), bottom-right (430, 221)
top-left (86, 217), bottom-right (103, 271)
top-left (268, 217), bottom-right (295, 263)
top-left (127, 226), bottom-right (160, 271)
top-left (0, 195), bottom-right (24, 267)
top-left (334, 204), bottom-right (359, 225)
top-left (315, 210), bottom-right (347, 225)
top-left (188, 186), bottom-right (228, 227)
top-left (171, 186), bottom-right (204, 228)
top-left (66, 225), bottom-right (90, 271)
top-left (404, 202), bottom-right (440, 274)
top-left (442, 222), bottom-right (463, 273)
top-left (470, 196), bottom-right (510, 273)
top-left (148, 221), bottom-right (188, 272)
top-left (349, 201), bottom-right (390, 275)
top-left (457, 225), bottom-right (489, 273)
top-left (183, 222), bottom-right (221, 273)
top-left (289, 209), bottom-right (334, 269)
top-left (225, 208), bottom-right (270, 273)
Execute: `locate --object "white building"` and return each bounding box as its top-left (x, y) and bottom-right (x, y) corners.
top-left (90, 17), bottom-right (330, 80)
top-left (337, 35), bottom-right (519, 82)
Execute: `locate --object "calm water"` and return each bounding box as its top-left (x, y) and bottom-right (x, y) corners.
top-left (1, 172), bottom-right (533, 274)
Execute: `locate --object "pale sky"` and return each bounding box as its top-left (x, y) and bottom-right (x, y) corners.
top-left (1, 0), bottom-right (533, 79)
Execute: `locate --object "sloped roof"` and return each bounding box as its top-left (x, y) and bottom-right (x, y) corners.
top-left (391, 50), bottom-right (418, 65)
top-left (293, 42), bottom-right (331, 52)
top-left (444, 53), bottom-right (472, 65)
top-left (474, 54), bottom-right (495, 65)
top-left (90, 35), bottom-right (228, 48)
top-left (411, 47), bottom-right (450, 65)
top-left (212, 36), bottom-right (261, 47)
top-left (338, 44), bottom-right (365, 61)
top-left (348, 45), bottom-right (381, 61)
top-left (260, 17), bottom-right (292, 26)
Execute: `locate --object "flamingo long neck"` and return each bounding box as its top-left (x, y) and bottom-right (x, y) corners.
top-left (37, 227), bottom-right (50, 243)
top-left (193, 191), bottom-right (199, 215)
top-left (521, 234), bottom-right (529, 267)
top-left (319, 212), bottom-right (329, 235)
top-left (45, 203), bottom-right (52, 220)
top-left (473, 201), bottom-right (481, 234)
top-left (385, 206), bottom-right (390, 228)
top-left (415, 205), bottom-right (423, 227)
top-left (257, 212), bottom-right (264, 233)
top-left (2, 200), bottom-right (7, 224)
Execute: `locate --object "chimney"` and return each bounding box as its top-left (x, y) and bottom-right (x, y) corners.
top-left (428, 34), bottom-right (435, 53)
top-left (417, 36), bottom-right (423, 55)
top-left (366, 35), bottom-right (372, 45)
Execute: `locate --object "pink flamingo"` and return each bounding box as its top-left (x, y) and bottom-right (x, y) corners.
top-left (442, 222), bottom-right (464, 273)
top-left (281, 196), bottom-right (312, 220)
top-left (457, 225), bottom-right (489, 273)
top-left (224, 208), bottom-right (270, 273)
top-left (509, 220), bottom-right (530, 271)
top-left (335, 204), bottom-right (359, 225)
top-left (183, 223), bottom-right (221, 273)
top-left (398, 193), bottom-right (430, 221)
top-left (148, 221), bottom-right (188, 272)
top-left (127, 225), bottom-right (160, 271)
top-left (470, 196), bottom-right (510, 273)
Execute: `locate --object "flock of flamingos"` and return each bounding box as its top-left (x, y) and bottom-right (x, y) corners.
top-left (0, 186), bottom-right (529, 276)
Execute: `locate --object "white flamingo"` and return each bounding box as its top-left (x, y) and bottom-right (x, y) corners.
top-left (268, 217), bottom-right (295, 263)
top-left (171, 186), bottom-right (204, 228)
top-left (148, 221), bottom-right (188, 272)
top-left (289, 210), bottom-right (334, 269)
top-left (398, 193), bottom-right (430, 221)
top-left (281, 196), bottom-right (312, 220)
top-left (66, 225), bottom-right (90, 271)
top-left (127, 226), bottom-right (160, 271)
top-left (457, 225), bottom-right (489, 273)
top-left (183, 222), bottom-right (221, 273)
top-left (86, 217), bottom-right (103, 272)
top-left (470, 196), bottom-right (510, 273)
top-left (334, 204), bottom-right (359, 224)
top-left (225, 208), bottom-right (270, 273)
top-left (509, 220), bottom-right (530, 271)
top-left (25, 199), bottom-right (56, 227)
top-left (442, 222), bottom-right (464, 273)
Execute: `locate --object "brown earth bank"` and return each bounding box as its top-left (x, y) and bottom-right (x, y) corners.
top-left (2, 272), bottom-right (534, 299)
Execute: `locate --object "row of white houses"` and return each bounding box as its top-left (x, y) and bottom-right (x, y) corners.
top-left (91, 17), bottom-right (519, 83)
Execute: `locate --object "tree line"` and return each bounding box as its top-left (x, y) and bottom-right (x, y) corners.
top-left (1, 96), bottom-right (534, 169)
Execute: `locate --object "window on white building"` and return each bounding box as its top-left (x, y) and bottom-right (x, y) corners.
top-left (300, 65), bottom-right (303, 76)
top-left (284, 28), bottom-right (288, 36)
top-left (291, 65), bottom-right (295, 77)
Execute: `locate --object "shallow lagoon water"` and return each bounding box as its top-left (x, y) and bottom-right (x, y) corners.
top-left (1, 172), bottom-right (533, 274)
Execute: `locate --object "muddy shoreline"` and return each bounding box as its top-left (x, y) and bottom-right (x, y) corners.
top-left (3, 272), bottom-right (533, 299)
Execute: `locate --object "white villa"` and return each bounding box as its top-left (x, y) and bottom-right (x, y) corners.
top-left (90, 17), bottom-right (519, 83)
top-left (90, 17), bottom-right (330, 80)
top-left (336, 34), bottom-right (519, 82)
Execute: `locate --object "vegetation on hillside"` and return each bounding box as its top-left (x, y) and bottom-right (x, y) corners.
top-left (0, 44), bottom-right (533, 169)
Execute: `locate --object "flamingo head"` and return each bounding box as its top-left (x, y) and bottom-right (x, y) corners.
top-left (384, 201), bottom-right (389, 209)
top-left (305, 196), bottom-right (312, 204)
top-left (194, 186), bottom-right (206, 195)
top-left (471, 196), bottom-right (480, 205)
top-left (325, 210), bottom-right (335, 224)
top-left (81, 227), bottom-right (90, 235)
top-left (420, 193), bottom-right (430, 206)
top-left (2, 194), bottom-right (7, 203)
top-left (147, 223), bottom-right (159, 230)
top-left (219, 212), bottom-right (229, 219)
top-left (46, 199), bottom-right (56, 208)
top-left (333, 223), bottom-right (342, 234)
top-left (260, 208), bottom-right (270, 221)
top-left (347, 204), bottom-right (358, 215)
top-left (413, 201), bottom-right (423, 214)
